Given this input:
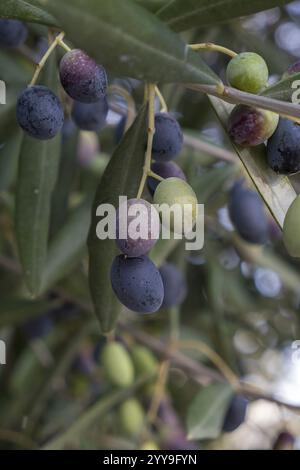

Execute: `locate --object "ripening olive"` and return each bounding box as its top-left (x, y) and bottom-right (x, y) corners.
top-left (228, 105), bottom-right (279, 147)
top-left (226, 52), bottom-right (269, 93)
top-left (101, 341), bottom-right (134, 388)
top-left (153, 177), bottom-right (198, 234)
top-left (283, 195), bottom-right (300, 257)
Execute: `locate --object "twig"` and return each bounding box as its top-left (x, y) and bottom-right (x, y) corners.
top-left (183, 133), bottom-right (237, 163)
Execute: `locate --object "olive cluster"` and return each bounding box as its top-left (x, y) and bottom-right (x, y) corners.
top-left (2, 16), bottom-right (109, 140)
top-left (101, 341), bottom-right (158, 446)
top-left (111, 113), bottom-right (194, 314)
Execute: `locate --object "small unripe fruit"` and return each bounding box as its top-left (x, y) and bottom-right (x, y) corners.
top-left (116, 198), bottom-right (160, 257)
top-left (72, 97), bottom-right (108, 131)
top-left (147, 161), bottom-right (186, 196)
top-left (222, 395), bottom-right (248, 432)
top-left (159, 262), bottom-right (187, 308)
top-left (283, 195), bottom-right (300, 257)
top-left (226, 52), bottom-right (269, 93)
top-left (17, 86), bottom-right (64, 140)
top-left (152, 112), bottom-right (183, 161)
top-left (153, 177), bottom-right (198, 234)
top-left (59, 49), bottom-right (107, 103)
top-left (228, 105), bottom-right (279, 147)
top-left (101, 342), bottom-right (134, 388)
top-left (110, 255), bottom-right (164, 313)
top-left (0, 19), bottom-right (27, 47)
top-left (229, 182), bottom-right (269, 245)
top-left (131, 345), bottom-right (158, 376)
top-left (267, 118), bottom-right (300, 175)
top-left (119, 399), bottom-right (145, 435)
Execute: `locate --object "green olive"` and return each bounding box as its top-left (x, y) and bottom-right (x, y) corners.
top-left (131, 345), bottom-right (158, 377)
top-left (226, 52), bottom-right (269, 94)
top-left (118, 398), bottom-right (145, 435)
top-left (140, 441), bottom-right (160, 450)
top-left (101, 342), bottom-right (134, 388)
top-left (283, 195), bottom-right (300, 257)
top-left (153, 177), bottom-right (198, 234)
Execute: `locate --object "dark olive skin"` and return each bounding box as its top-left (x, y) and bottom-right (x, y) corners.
top-left (110, 255), bottom-right (164, 313)
top-left (228, 105), bottom-right (279, 147)
top-left (152, 112), bottom-right (183, 161)
top-left (267, 118), bottom-right (300, 175)
top-left (229, 181), bottom-right (269, 245)
top-left (285, 60), bottom-right (300, 76)
top-left (222, 395), bottom-right (248, 433)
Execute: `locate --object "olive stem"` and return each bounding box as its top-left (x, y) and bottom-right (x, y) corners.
top-left (189, 42), bottom-right (238, 58)
top-left (155, 85), bottom-right (168, 113)
top-left (108, 84), bottom-right (136, 131)
top-left (177, 339), bottom-right (240, 390)
top-left (29, 32), bottom-right (65, 87)
top-left (136, 83), bottom-right (156, 199)
top-left (147, 170), bottom-right (164, 182)
top-left (57, 38), bottom-right (72, 53)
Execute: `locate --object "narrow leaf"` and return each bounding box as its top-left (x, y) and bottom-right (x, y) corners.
top-left (157, 0), bottom-right (289, 32)
top-left (261, 73), bottom-right (300, 102)
top-left (88, 104), bottom-right (148, 333)
top-left (186, 382), bottom-right (233, 440)
top-left (0, 298), bottom-right (54, 327)
top-left (16, 53), bottom-right (61, 296)
top-left (0, 0), bottom-right (57, 26)
top-left (42, 199), bottom-right (91, 293)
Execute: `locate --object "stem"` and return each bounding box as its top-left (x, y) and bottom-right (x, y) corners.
top-left (189, 42), bottom-right (237, 58)
top-left (29, 32), bottom-right (65, 86)
top-left (183, 133), bottom-right (236, 163)
top-left (136, 83), bottom-right (156, 199)
top-left (57, 38), bottom-right (71, 53)
top-left (177, 339), bottom-right (240, 389)
top-left (155, 85), bottom-right (168, 113)
top-left (108, 84), bottom-right (136, 131)
top-left (147, 170), bottom-right (164, 182)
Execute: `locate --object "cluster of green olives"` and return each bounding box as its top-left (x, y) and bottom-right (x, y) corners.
top-left (101, 341), bottom-right (159, 445)
top-left (110, 112), bottom-right (195, 314)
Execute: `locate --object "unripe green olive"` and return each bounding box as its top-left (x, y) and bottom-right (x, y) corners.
top-left (131, 345), bottom-right (158, 377)
top-left (226, 52), bottom-right (269, 94)
top-left (153, 177), bottom-right (198, 234)
top-left (101, 342), bottom-right (134, 388)
top-left (118, 398), bottom-right (145, 435)
top-left (283, 195), bottom-right (300, 257)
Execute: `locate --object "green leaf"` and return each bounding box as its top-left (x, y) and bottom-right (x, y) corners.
top-left (0, 129), bottom-right (22, 191)
top-left (157, 0), bottom-right (290, 32)
top-left (208, 96), bottom-right (296, 228)
top-left (31, 0), bottom-right (220, 85)
top-left (42, 199), bottom-right (91, 293)
top-left (261, 73), bottom-right (300, 102)
top-left (0, 0), bottom-right (57, 26)
top-left (15, 53), bottom-right (61, 296)
top-left (135, 0), bottom-right (167, 13)
top-left (186, 382), bottom-right (233, 440)
top-left (50, 128), bottom-right (79, 236)
top-left (88, 104), bottom-right (148, 333)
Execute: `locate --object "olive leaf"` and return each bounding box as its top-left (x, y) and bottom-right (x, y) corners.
top-left (208, 96), bottom-right (296, 228)
top-left (41, 199), bottom-right (91, 293)
top-left (261, 73), bottom-right (300, 102)
top-left (30, 0), bottom-right (220, 85)
top-left (0, 0), bottom-right (57, 26)
top-left (0, 129), bottom-right (22, 191)
top-left (0, 298), bottom-right (55, 327)
top-left (88, 104), bottom-right (148, 333)
top-left (186, 382), bottom-right (234, 440)
top-left (15, 52), bottom-right (61, 296)
top-left (157, 0), bottom-right (289, 32)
